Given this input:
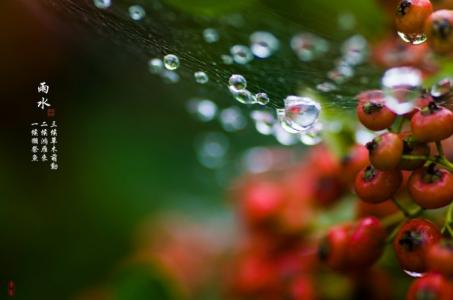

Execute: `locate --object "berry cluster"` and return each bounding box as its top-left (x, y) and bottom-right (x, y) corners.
top-left (350, 84), bottom-right (453, 299)
top-left (392, 0), bottom-right (453, 52)
top-left (226, 81), bottom-right (453, 299)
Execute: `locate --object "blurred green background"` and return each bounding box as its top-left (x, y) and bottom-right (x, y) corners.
top-left (0, 0), bottom-right (391, 299)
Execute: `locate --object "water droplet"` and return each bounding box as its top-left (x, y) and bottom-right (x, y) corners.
top-left (355, 127), bottom-right (378, 145)
top-left (382, 67), bottom-right (422, 114)
top-left (278, 96), bottom-right (321, 133)
top-left (187, 99), bottom-right (217, 122)
top-left (93, 0), bottom-right (111, 9)
top-left (230, 45), bottom-right (253, 64)
top-left (403, 270), bottom-right (424, 278)
top-left (196, 132), bottom-right (229, 169)
top-left (431, 78), bottom-right (452, 99)
top-left (163, 54), bottom-right (180, 70)
top-left (300, 122), bottom-right (323, 146)
top-left (148, 58), bottom-right (164, 74)
top-left (219, 107), bottom-right (247, 132)
top-left (128, 5), bottom-right (146, 21)
top-left (291, 33), bottom-right (329, 62)
top-left (203, 28), bottom-right (219, 43)
top-left (382, 67), bottom-right (422, 89)
top-left (255, 93), bottom-right (270, 105)
top-left (250, 31), bottom-right (280, 59)
top-left (194, 71), bottom-right (209, 84)
top-left (250, 110), bottom-right (275, 135)
top-left (273, 123), bottom-right (299, 146)
top-left (161, 70), bottom-right (179, 84)
top-left (316, 82), bottom-right (337, 92)
top-left (228, 74), bottom-right (247, 90)
top-left (341, 35), bottom-right (368, 66)
top-left (230, 88), bottom-right (256, 104)
top-left (221, 55), bottom-right (234, 65)
top-left (397, 32), bottom-right (427, 45)
top-left (242, 147), bottom-right (275, 174)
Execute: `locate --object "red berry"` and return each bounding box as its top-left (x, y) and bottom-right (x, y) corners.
top-left (240, 180), bottom-right (285, 228)
top-left (372, 35), bottom-right (430, 69)
top-left (367, 132), bottom-right (404, 170)
top-left (347, 217), bottom-right (386, 268)
top-left (398, 132), bottom-right (430, 170)
top-left (356, 200), bottom-right (399, 219)
top-left (407, 273), bottom-right (453, 300)
top-left (395, 0), bottom-right (433, 40)
top-left (319, 217), bottom-right (386, 272)
top-left (288, 276), bottom-right (316, 300)
top-left (408, 164), bottom-right (453, 209)
top-left (356, 90), bottom-right (397, 131)
top-left (393, 218), bottom-right (442, 273)
top-left (318, 224), bottom-right (351, 272)
top-left (427, 239), bottom-right (453, 276)
top-left (411, 102), bottom-right (453, 142)
top-left (424, 9), bottom-right (453, 54)
top-left (355, 165), bottom-right (403, 203)
top-left (341, 145), bottom-right (370, 185)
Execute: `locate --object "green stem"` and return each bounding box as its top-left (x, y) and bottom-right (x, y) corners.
top-left (442, 202), bottom-right (453, 237)
top-left (382, 211), bottom-right (405, 228)
top-left (390, 116), bottom-right (405, 133)
top-left (392, 198), bottom-right (411, 218)
top-left (386, 223), bottom-right (403, 244)
top-left (401, 155), bottom-right (453, 173)
top-left (436, 141), bottom-right (445, 157)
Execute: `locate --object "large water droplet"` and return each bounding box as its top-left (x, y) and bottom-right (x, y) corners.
top-left (382, 67), bottom-right (422, 114)
top-left (230, 45), bottom-right (253, 64)
top-left (163, 54), bottom-right (180, 70)
top-left (194, 71), bottom-right (209, 84)
top-left (203, 28), bottom-right (219, 43)
top-left (290, 33), bottom-right (329, 62)
top-left (93, 0), bottom-right (111, 9)
top-left (278, 96), bottom-right (321, 133)
top-left (250, 31), bottom-right (280, 59)
top-left (397, 32), bottom-right (427, 45)
top-left (382, 67), bottom-right (422, 89)
top-left (187, 99), bottom-right (217, 122)
top-left (272, 123), bottom-right (299, 146)
top-left (148, 58), bottom-right (164, 74)
top-left (128, 5), bottom-right (146, 21)
top-left (300, 122), bottom-right (323, 146)
top-left (219, 107), bottom-right (247, 132)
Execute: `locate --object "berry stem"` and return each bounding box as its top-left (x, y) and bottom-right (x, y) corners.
top-left (401, 155), bottom-right (453, 173)
top-left (392, 198), bottom-right (411, 218)
top-left (382, 211), bottom-right (405, 229)
top-left (389, 116), bottom-right (405, 133)
top-left (441, 202), bottom-right (453, 237)
top-left (436, 141), bottom-right (445, 157)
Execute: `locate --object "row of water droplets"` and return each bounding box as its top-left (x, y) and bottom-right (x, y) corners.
top-left (91, 1), bottom-right (371, 170)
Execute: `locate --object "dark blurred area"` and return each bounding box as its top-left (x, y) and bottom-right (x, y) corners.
top-left (0, 1), bottom-right (227, 299)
